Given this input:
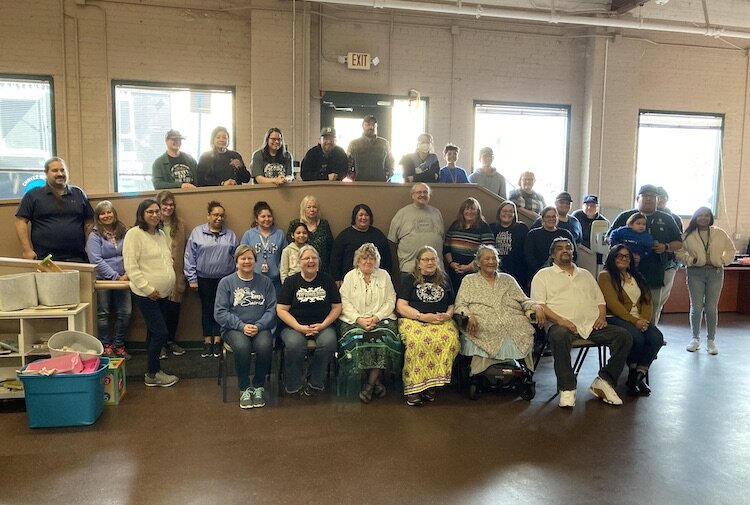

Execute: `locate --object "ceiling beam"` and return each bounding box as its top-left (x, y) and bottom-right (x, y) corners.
top-left (611, 0), bottom-right (650, 14)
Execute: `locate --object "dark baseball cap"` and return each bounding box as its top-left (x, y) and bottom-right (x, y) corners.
top-left (583, 195), bottom-right (599, 204)
top-left (555, 191), bottom-right (573, 203)
top-left (638, 184), bottom-right (659, 196)
top-left (320, 126), bottom-right (336, 137)
top-left (363, 115), bottom-right (378, 123)
top-left (165, 129), bottom-right (185, 140)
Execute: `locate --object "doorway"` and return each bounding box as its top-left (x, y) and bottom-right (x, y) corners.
top-left (320, 91), bottom-right (427, 183)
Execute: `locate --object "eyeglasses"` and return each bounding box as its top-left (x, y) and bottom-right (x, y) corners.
top-left (419, 257), bottom-right (437, 263)
top-left (145, 210), bottom-right (161, 216)
top-left (210, 213), bottom-right (225, 218)
top-left (160, 202), bottom-right (175, 208)
top-left (616, 254), bottom-right (631, 260)
top-left (268, 137), bottom-right (282, 143)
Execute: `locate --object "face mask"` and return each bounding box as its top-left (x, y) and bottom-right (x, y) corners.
top-left (417, 143), bottom-right (431, 154)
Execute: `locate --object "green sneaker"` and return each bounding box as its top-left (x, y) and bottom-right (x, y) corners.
top-left (252, 386), bottom-right (266, 408)
top-left (144, 370), bottom-right (179, 387)
top-left (239, 387), bottom-right (254, 409)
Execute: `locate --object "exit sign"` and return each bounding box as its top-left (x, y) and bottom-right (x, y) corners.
top-left (347, 52), bottom-right (371, 70)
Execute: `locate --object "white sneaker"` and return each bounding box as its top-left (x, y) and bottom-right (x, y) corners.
top-left (558, 390), bottom-right (576, 408)
top-left (707, 340), bottom-right (719, 355)
top-left (589, 377), bottom-right (623, 406)
top-left (686, 338), bottom-right (700, 352)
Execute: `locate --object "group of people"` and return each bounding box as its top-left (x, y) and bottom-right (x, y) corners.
top-left (150, 116), bottom-right (513, 191)
top-left (13, 153), bottom-right (739, 409)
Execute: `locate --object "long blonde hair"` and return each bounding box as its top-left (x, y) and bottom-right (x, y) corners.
top-left (410, 246), bottom-right (447, 287)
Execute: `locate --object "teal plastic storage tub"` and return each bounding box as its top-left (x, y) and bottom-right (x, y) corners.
top-left (18, 357), bottom-right (109, 429)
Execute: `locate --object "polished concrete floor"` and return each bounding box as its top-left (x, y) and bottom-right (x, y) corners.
top-left (1, 313), bottom-right (748, 505)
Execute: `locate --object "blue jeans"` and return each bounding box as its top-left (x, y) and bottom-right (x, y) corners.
top-left (96, 289), bottom-right (132, 347)
top-left (164, 299), bottom-right (181, 344)
top-left (608, 316), bottom-right (663, 369)
top-left (134, 295), bottom-right (170, 374)
top-left (223, 329), bottom-right (273, 391)
top-left (281, 326), bottom-right (336, 393)
top-left (687, 266), bottom-right (724, 340)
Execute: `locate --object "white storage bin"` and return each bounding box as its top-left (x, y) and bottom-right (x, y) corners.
top-left (35, 271), bottom-right (80, 306)
top-left (0, 273), bottom-right (38, 311)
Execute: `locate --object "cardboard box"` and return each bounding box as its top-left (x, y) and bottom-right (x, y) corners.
top-left (104, 357), bottom-right (126, 406)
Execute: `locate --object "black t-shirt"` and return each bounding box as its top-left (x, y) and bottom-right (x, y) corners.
top-left (397, 273), bottom-right (454, 314)
top-left (400, 152), bottom-right (440, 183)
top-left (278, 272), bottom-right (341, 325)
top-left (167, 154), bottom-right (195, 184)
top-left (300, 145), bottom-right (349, 181)
top-left (490, 221), bottom-right (529, 287)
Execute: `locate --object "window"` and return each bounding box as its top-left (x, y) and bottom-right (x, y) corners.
top-left (0, 75), bottom-right (55, 199)
top-left (635, 111), bottom-right (723, 216)
top-left (113, 82), bottom-right (234, 192)
top-left (473, 102), bottom-right (569, 203)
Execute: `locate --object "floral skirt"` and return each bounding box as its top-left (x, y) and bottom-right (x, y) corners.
top-left (336, 319), bottom-right (403, 398)
top-left (398, 318), bottom-right (460, 395)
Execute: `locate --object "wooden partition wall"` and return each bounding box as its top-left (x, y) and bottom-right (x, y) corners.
top-left (0, 182), bottom-right (515, 343)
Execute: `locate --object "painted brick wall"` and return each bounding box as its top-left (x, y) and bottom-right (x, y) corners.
top-left (1, 1), bottom-right (749, 245)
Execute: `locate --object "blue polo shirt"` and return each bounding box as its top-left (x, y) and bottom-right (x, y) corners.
top-left (15, 184), bottom-right (94, 261)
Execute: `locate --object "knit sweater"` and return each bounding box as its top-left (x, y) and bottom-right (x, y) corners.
top-left (677, 226), bottom-right (736, 267)
top-left (123, 227), bottom-right (176, 298)
top-left (597, 270), bottom-right (652, 325)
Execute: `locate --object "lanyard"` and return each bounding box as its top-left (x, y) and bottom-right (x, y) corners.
top-left (698, 229), bottom-right (711, 253)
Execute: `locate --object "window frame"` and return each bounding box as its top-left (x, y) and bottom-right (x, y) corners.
top-left (0, 73), bottom-right (57, 200)
top-left (635, 109), bottom-right (724, 217)
top-left (111, 80), bottom-right (236, 192)
top-left (472, 100), bottom-right (571, 200)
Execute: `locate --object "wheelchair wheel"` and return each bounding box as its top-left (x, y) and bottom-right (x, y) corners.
top-left (519, 382), bottom-right (536, 401)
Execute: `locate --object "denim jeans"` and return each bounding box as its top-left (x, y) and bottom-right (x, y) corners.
top-left (607, 316), bottom-right (663, 369)
top-left (548, 324), bottom-right (632, 391)
top-left (164, 299), bottom-right (181, 344)
top-left (687, 266), bottom-right (725, 340)
top-left (281, 326), bottom-right (336, 393)
top-left (134, 295), bottom-right (170, 374)
top-left (223, 329), bottom-right (273, 391)
top-left (197, 277), bottom-right (222, 337)
top-left (96, 289), bottom-right (132, 347)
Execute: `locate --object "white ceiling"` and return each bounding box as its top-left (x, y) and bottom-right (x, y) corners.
top-left (307, 0), bottom-right (750, 40)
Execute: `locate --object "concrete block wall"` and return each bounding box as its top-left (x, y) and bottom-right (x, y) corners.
top-left (1, 1), bottom-right (750, 246)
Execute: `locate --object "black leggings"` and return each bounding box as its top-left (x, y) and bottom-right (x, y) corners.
top-left (197, 276), bottom-right (221, 337)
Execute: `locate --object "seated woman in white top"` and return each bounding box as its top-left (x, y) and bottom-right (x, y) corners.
top-left (338, 243), bottom-right (402, 403)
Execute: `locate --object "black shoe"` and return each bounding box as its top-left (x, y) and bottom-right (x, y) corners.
top-left (626, 369), bottom-right (639, 396)
top-left (213, 341), bottom-right (222, 358)
top-left (159, 346), bottom-right (168, 360)
top-left (201, 343), bottom-right (212, 358)
top-left (406, 393), bottom-right (423, 406)
top-left (420, 388), bottom-right (436, 402)
top-left (635, 372), bottom-right (651, 396)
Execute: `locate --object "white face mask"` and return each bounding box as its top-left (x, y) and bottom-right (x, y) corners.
top-left (417, 142), bottom-right (431, 154)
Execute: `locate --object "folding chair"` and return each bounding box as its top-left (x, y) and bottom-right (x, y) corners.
top-left (534, 328), bottom-right (609, 399)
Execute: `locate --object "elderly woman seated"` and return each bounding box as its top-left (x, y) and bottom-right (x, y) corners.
top-left (454, 245), bottom-right (544, 376)
top-left (337, 243), bottom-right (402, 403)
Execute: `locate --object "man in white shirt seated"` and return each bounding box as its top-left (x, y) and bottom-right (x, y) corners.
top-left (531, 237), bottom-right (632, 408)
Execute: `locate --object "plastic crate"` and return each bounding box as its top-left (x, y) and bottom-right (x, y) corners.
top-left (17, 357), bottom-right (109, 429)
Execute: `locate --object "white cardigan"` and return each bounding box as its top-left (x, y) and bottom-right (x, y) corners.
top-left (677, 226), bottom-right (736, 268)
top-left (339, 268), bottom-right (396, 324)
top-left (123, 227), bottom-right (176, 298)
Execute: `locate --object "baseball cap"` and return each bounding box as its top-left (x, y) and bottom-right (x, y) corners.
top-left (320, 126), bottom-right (336, 137)
top-left (583, 195), bottom-right (599, 204)
top-left (638, 184), bottom-right (659, 196)
top-left (165, 129), bottom-right (185, 140)
top-left (555, 191), bottom-right (573, 203)
top-left (363, 114), bottom-right (378, 123)
top-left (656, 186), bottom-right (668, 198)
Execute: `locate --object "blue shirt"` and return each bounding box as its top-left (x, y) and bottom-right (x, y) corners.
top-left (214, 272), bottom-right (277, 336)
top-left (438, 166), bottom-right (469, 183)
top-left (184, 224), bottom-right (238, 282)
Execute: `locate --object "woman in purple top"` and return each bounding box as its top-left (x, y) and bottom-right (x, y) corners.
top-left (86, 200), bottom-right (132, 359)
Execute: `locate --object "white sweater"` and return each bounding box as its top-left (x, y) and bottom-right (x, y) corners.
top-left (339, 268), bottom-right (397, 324)
top-left (677, 226), bottom-right (736, 268)
top-left (123, 227), bottom-right (176, 298)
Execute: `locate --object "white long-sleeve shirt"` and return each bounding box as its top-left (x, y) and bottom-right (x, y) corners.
top-left (339, 268), bottom-right (396, 324)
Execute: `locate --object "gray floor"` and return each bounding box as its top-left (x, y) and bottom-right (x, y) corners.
top-left (1, 313), bottom-right (748, 505)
